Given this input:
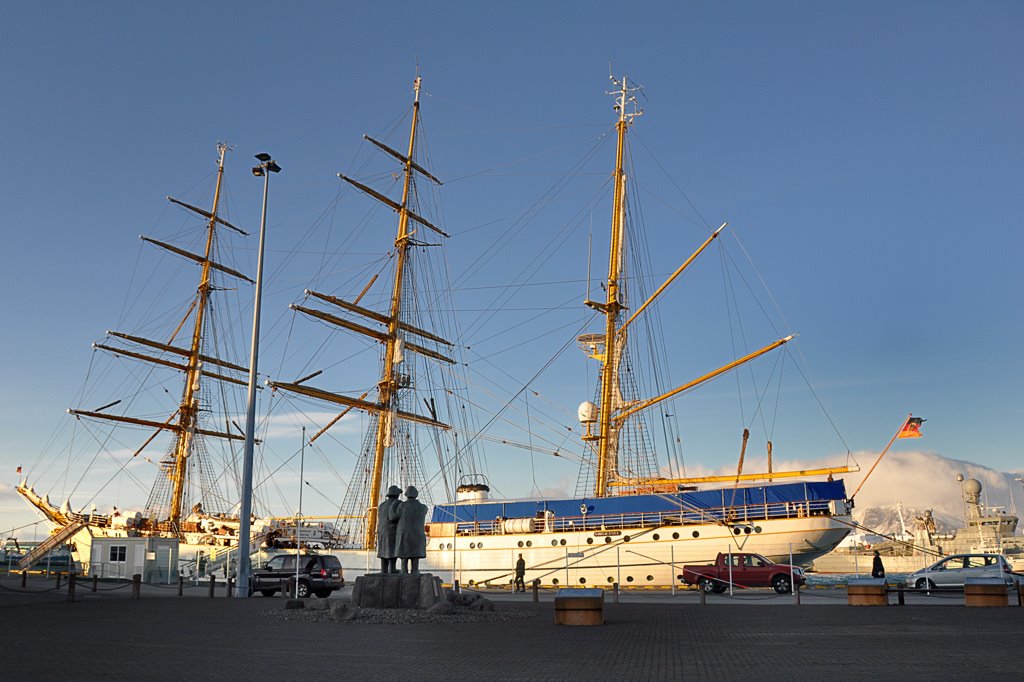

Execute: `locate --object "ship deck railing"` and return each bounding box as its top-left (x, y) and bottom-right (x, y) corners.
top-left (452, 498), bottom-right (837, 536)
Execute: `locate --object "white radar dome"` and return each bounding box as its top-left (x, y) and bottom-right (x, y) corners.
top-left (578, 401), bottom-right (598, 424)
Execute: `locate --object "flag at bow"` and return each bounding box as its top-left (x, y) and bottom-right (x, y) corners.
top-left (898, 417), bottom-right (926, 439)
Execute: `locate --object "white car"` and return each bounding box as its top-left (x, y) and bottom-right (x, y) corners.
top-left (909, 553), bottom-right (1015, 589)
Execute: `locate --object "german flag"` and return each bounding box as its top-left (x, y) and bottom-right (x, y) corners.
top-left (897, 417), bottom-right (926, 439)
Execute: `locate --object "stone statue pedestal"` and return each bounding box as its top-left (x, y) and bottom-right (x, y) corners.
top-left (352, 573), bottom-right (443, 610)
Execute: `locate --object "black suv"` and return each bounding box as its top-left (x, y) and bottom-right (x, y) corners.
top-left (251, 554), bottom-right (345, 598)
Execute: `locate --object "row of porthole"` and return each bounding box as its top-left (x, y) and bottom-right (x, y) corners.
top-left (465, 575), bottom-right (660, 586)
top-left (442, 526), bottom-right (764, 551)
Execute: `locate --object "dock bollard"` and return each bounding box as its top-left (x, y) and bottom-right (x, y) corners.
top-left (55, 572), bottom-right (62, 590)
top-left (897, 583), bottom-right (905, 606)
top-left (131, 574), bottom-right (141, 600)
top-left (700, 584), bottom-right (706, 606)
top-left (1017, 580), bottom-right (1023, 608)
top-left (209, 575), bottom-right (216, 598)
top-left (178, 575), bottom-right (184, 597)
top-left (454, 579), bottom-right (460, 593)
top-left (613, 582), bottom-right (619, 604)
top-left (21, 570), bottom-right (27, 588)
top-left (532, 579), bottom-right (539, 603)
top-left (794, 583), bottom-right (801, 605)
top-left (67, 573), bottom-right (76, 602)
top-left (92, 575), bottom-right (98, 593)
top-left (227, 577), bottom-right (234, 598)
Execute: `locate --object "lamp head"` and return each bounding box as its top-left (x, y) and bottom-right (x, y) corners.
top-left (254, 152), bottom-right (272, 162)
top-left (252, 166), bottom-right (265, 177)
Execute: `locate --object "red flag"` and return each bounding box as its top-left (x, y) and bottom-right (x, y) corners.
top-left (16, 466), bottom-right (22, 474)
top-left (897, 417), bottom-right (925, 439)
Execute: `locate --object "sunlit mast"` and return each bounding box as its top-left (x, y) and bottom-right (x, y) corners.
top-left (581, 76), bottom-right (844, 497)
top-left (63, 143), bottom-right (253, 532)
top-left (269, 77), bottom-right (452, 550)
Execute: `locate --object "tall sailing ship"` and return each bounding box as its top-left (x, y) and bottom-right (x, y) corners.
top-left (265, 74), bottom-right (857, 587)
top-left (17, 75), bottom-right (858, 587)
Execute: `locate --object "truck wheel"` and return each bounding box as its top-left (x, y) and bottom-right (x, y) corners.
top-left (772, 575), bottom-right (792, 594)
top-left (700, 578), bottom-right (716, 593)
top-left (293, 580), bottom-right (311, 599)
top-left (314, 589), bottom-right (332, 598)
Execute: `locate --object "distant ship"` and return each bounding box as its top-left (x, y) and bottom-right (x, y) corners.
top-left (811, 475), bottom-right (1024, 574)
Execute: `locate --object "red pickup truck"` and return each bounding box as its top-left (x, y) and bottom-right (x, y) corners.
top-left (682, 552), bottom-right (805, 594)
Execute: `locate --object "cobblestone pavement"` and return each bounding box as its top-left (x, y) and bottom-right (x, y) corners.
top-left (1, 577), bottom-right (1021, 680)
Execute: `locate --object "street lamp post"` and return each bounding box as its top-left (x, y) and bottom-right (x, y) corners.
top-left (236, 153), bottom-right (281, 598)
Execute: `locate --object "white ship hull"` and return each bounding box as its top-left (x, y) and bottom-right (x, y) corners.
top-left (264, 514), bottom-right (851, 588)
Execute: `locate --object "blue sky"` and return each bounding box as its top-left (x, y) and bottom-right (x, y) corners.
top-left (2, 2), bottom-right (1022, 535)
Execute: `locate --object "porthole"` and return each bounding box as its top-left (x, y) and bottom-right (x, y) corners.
top-left (646, 575), bottom-right (654, 582)
top-left (438, 543), bottom-right (445, 550)
top-left (526, 541), bottom-right (533, 547)
top-left (469, 542), bottom-right (476, 549)
top-left (626, 576), bottom-right (634, 583)
top-left (744, 527), bottom-right (751, 535)
top-left (604, 537), bottom-right (612, 544)
top-left (733, 527), bottom-right (741, 535)
top-left (623, 536), bottom-right (631, 542)
top-left (607, 577), bottom-right (614, 583)
top-left (754, 526), bottom-right (762, 533)
top-left (587, 538), bottom-right (594, 545)
top-left (478, 542), bottom-right (483, 548)
top-left (673, 532), bottom-right (680, 539)
top-left (446, 543), bottom-right (453, 550)
top-left (579, 577), bottom-right (587, 584)
top-left (692, 531), bottom-right (699, 538)
top-left (559, 539), bottom-right (566, 546)
top-left (552, 578), bottom-right (560, 585)
top-left (518, 541), bottom-right (524, 548)
top-left (652, 533), bottom-right (660, 540)
top-left (551, 540), bottom-right (558, 547)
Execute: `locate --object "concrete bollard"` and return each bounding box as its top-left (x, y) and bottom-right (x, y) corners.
top-left (280, 578), bottom-right (291, 598)
top-left (209, 575), bottom-right (216, 598)
top-left (131, 574), bottom-right (141, 600)
top-left (67, 573), bottom-right (76, 602)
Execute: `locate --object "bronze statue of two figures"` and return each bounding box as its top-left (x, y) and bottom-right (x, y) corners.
top-left (376, 485), bottom-right (428, 574)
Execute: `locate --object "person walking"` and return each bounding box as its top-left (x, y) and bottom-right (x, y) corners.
top-left (514, 553), bottom-right (526, 592)
top-left (871, 550), bottom-right (885, 579)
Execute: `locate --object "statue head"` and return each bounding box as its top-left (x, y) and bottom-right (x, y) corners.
top-left (386, 485), bottom-right (402, 498)
top-left (405, 485), bottom-right (419, 499)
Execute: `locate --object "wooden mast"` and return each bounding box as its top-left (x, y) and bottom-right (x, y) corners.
top-left (168, 142), bottom-right (229, 529)
top-left (364, 77), bottom-right (423, 549)
top-left (588, 75), bottom-right (640, 498)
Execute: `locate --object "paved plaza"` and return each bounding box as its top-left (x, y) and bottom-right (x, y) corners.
top-left (1, 576), bottom-right (1021, 680)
